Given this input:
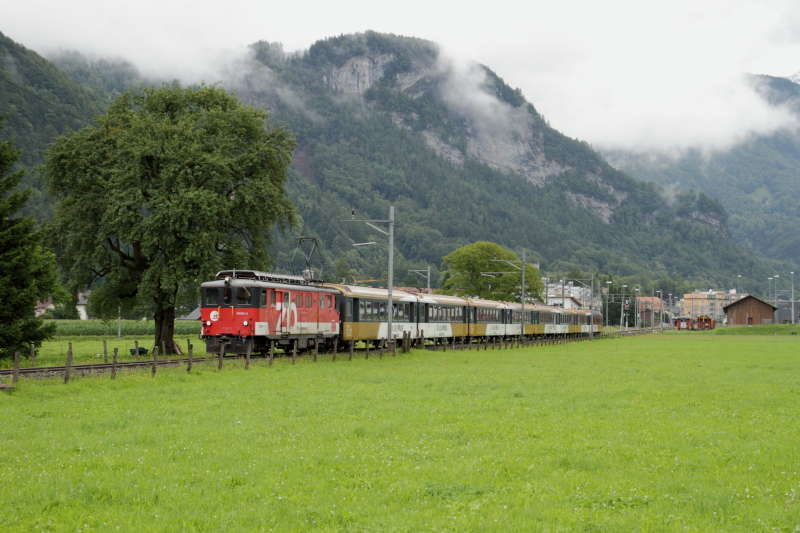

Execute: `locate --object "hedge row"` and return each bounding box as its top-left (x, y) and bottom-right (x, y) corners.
top-left (45, 320), bottom-right (201, 337)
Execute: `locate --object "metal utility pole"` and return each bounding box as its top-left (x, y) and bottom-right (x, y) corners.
top-left (589, 273), bottom-right (594, 340)
top-left (409, 265), bottom-right (431, 292)
top-left (605, 281), bottom-right (612, 328)
top-left (345, 207), bottom-right (395, 348)
top-left (488, 249), bottom-right (530, 313)
top-left (620, 284), bottom-right (627, 330)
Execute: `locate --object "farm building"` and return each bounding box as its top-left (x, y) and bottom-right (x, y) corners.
top-left (722, 295), bottom-right (777, 326)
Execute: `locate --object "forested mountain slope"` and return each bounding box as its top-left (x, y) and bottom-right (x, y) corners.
top-left (227, 33), bottom-right (773, 289)
top-left (0, 30), bottom-right (780, 290)
top-left (0, 31), bottom-right (108, 219)
top-left (604, 75), bottom-right (800, 266)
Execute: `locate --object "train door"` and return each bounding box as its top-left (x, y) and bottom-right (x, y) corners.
top-left (315, 292), bottom-right (320, 331)
top-left (279, 291), bottom-right (290, 333)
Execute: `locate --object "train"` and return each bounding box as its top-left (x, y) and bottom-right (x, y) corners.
top-left (199, 269), bottom-right (603, 354)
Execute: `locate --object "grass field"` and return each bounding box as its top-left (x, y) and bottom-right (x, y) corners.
top-left (2, 335), bottom-right (799, 532)
top-left (0, 335), bottom-right (209, 369)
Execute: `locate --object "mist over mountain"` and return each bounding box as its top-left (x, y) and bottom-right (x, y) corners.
top-left (0, 30), bottom-right (785, 291)
top-left (604, 74), bottom-right (800, 267)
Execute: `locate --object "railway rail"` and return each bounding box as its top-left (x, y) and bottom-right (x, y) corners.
top-left (0, 329), bottom-right (654, 381)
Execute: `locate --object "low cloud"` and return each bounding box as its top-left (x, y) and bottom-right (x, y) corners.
top-left (6, 0), bottom-right (800, 157)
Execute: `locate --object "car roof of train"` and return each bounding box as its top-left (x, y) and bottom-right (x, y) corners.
top-left (324, 284), bottom-right (417, 301)
top-left (200, 279), bottom-right (339, 293)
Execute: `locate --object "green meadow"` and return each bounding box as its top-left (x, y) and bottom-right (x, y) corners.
top-left (2, 334), bottom-right (799, 532)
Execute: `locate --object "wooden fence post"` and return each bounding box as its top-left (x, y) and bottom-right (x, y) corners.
top-left (30, 343), bottom-right (35, 366)
top-left (103, 339), bottom-right (108, 364)
top-left (112, 347), bottom-right (118, 380)
top-left (292, 340), bottom-right (297, 365)
top-left (333, 338), bottom-right (338, 362)
top-left (218, 345), bottom-right (225, 371)
top-left (269, 341), bottom-right (274, 367)
top-left (349, 342), bottom-right (354, 361)
top-left (64, 343), bottom-right (73, 384)
top-left (365, 340), bottom-right (370, 360)
top-left (314, 341), bottom-right (318, 363)
top-left (13, 351), bottom-right (20, 384)
top-left (152, 346), bottom-right (159, 377)
top-left (134, 339), bottom-right (139, 359)
top-left (245, 342), bottom-right (251, 370)
top-left (187, 342), bottom-right (193, 374)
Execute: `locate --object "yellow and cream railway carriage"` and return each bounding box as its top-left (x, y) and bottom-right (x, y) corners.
top-left (328, 284), bottom-right (418, 347)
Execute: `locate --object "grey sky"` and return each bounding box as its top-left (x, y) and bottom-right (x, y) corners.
top-left (3, 0), bottom-right (800, 154)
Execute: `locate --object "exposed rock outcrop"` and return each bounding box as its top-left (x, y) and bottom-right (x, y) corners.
top-left (323, 54), bottom-right (395, 93)
top-left (565, 192), bottom-right (616, 224)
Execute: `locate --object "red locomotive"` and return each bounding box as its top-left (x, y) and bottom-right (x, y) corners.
top-left (200, 270), bottom-right (340, 354)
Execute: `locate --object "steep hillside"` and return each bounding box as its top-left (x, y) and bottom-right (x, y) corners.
top-left (1, 30), bottom-right (779, 290)
top-left (604, 74), bottom-right (800, 266)
top-left (0, 31), bottom-right (107, 219)
top-left (226, 33), bottom-right (771, 288)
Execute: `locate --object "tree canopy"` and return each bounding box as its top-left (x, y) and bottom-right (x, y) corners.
top-left (440, 241), bottom-right (544, 302)
top-left (0, 117), bottom-right (60, 360)
top-left (44, 84), bottom-right (296, 352)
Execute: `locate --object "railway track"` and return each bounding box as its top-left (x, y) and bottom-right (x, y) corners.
top-left (0, 356), bottom-right (212, 378)
top-left (0, 330), bottom-right (655, 380)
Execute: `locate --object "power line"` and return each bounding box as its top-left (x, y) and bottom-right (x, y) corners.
top-left (0, 73), bottom-right (97, 127)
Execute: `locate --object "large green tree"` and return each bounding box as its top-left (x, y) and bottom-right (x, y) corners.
top-left (0, 117), bottom-right (60, 360)
top-left (44, 84), bottom-right (296, 353)
top-left (440, 241), bottom-right (544, 302)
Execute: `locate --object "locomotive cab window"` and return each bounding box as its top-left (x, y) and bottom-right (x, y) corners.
top-left (236, 287), bottom-right (251, 306)
top-left (306, 294), bottom-right (312, 308)
top-left (260, 289), bottom-right (267, 307)
top-left (223, 288), bottom-right (232, 305)
top-left (270, 291), bottom-right (276, 306)
top-left (204, 288), bottom-right (219, 306)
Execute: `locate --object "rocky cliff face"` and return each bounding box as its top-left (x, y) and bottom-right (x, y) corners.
top-left (323, 54), bottom-right (395, 93)
top-left (317, 51), bottom-right (631, 223)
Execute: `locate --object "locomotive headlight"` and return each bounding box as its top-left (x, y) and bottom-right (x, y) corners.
top-left (206, 320), bottom-right (212, 326)
top-left (243, 320), bottom-right (249, 326)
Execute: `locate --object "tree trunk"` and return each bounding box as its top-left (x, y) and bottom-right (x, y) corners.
top-left (154, 303), bottom-right (176, 355)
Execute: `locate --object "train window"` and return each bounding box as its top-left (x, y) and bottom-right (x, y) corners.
top-left (283, 292), bottom-right (289, 305)
top-left (223, 288), bottom-right (232, 305)
top-left (346, 300), bottom-right (352, 318)
top-left (366, 301), bottom-right (372, 321)
top-left (306, 294), bottom-right (312, 308)
top-left (359, 301), bottom-right (365, 321)
top-left (379, 302), bottom-right (386, 320)
top-left (260, 289), bottom-right (267, 307)
top-left (204, 288), bottom-right (219, 306)
top-left (404, 303), bottom-right (410, 322)
top-left (236, 287), bottom-right (250, 305)
top-left (270, 291), bottom-right (276, 306)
